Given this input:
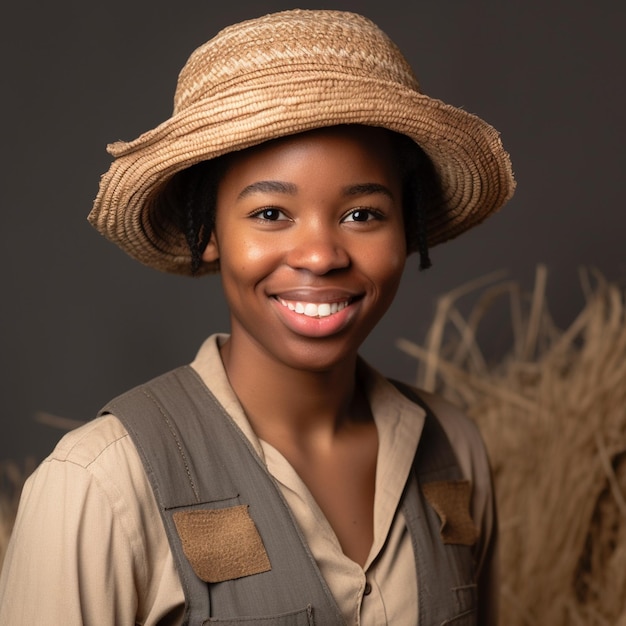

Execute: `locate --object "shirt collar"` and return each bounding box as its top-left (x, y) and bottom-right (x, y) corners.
top-left (190, 333), bottom-right (426, 563)
top-left (190, 333), bottom-right (267, 459)
top-left (357, 358), bottom-right (426, 562)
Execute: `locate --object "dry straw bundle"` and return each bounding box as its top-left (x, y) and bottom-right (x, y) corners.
top-left (0, 458), bottom-right (36, 570)
top-left (399, 265), bottom-right (626, 625)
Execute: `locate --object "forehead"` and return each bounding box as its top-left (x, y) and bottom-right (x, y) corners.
top-left (218, 125), bottom-right (403, 191)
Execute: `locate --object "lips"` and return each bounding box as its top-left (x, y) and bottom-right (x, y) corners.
top-left (269, 288), bottom-right (362, 337)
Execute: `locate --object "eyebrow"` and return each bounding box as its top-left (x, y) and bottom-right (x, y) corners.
top-left (237, 180), bottom-right (297, 199)
top-left (237, 180), bottom-right (394, 200)
top-left (342, 183), bottom-right (394, 199)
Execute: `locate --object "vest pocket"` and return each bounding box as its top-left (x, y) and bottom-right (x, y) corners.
top-left (203, 604), bottom-right (314, 625)
top-left (440, 583), bottom-right (477, 624)
top-left (173, 505), bottom-right (271, 582)
top-left (441, 608), bottom-right (476, 625)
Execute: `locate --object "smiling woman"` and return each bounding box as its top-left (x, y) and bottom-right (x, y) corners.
top-left (0, 9), bottom-right (514, 626)
top-left (205, 127), bottom-right (407, 374)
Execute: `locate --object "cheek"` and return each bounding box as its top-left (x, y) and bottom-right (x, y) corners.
top-left (248, 245), bottom-right (282, 280)
top-left (218, 234), bottom-right (282, 297)
top-left (238, 238), bottom-right (279, 267)
top-left (366, 231), bottom-right (407, 287)
top-left (379, 253), bottom-right (406, 297)
top-left (356, 243), bottom-right (406, 337)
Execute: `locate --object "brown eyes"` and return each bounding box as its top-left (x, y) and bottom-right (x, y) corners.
top-left (250, 208), bottom-right (287, 221)
top-left (250, 207), bottom-right (383, 223)
top-left (343, 209), bottom-right (381, 222)
top-left (259, 208), bottom-right (283, 220)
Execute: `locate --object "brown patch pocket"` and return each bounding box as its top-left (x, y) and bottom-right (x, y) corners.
top-left (422, 480), bottom-right (479, 546)
top-left (173, 505), bottom-right (271, 582)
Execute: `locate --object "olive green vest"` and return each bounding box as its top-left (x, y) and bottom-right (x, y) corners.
top-left (101, 366), bottom-right (477, 625)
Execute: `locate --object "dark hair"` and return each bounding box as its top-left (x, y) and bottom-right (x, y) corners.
top-left (169, 128), bottom-right (441, 275)
top-left (388, 131), bottom-right (439, 270)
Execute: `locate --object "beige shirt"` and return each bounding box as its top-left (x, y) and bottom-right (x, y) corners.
top-left (0, 335), bottom-right (498, 625)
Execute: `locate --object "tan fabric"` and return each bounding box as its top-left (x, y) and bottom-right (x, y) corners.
top-left (0, 334), bottom-right (498, 625)
top-left (172, 506), bottom-right (271, 583)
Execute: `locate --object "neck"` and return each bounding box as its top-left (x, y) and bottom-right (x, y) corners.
top-left (219, 335), bottom-right (365, 446)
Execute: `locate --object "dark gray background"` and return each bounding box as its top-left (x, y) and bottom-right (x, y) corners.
top-left (1, 1), bottom-right (624, 462)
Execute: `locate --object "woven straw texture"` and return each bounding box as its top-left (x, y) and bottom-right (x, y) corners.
top-left (88, 9), bottom-right (515, 276)
top-left (399, 266), bottom-right (626, 625)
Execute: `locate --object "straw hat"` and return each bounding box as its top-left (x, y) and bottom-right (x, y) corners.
top-left (88, 9), bottom-right (515, 276)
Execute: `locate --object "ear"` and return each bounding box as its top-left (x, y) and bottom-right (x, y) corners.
top-left (201, 231), bottom-right (220, 263)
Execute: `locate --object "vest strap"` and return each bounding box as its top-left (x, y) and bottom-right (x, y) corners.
top-left (102, 367), bottom-right (476, 625)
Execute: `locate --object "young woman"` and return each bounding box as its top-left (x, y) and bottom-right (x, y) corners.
top-left (0, 9), bottom-right (514, 625)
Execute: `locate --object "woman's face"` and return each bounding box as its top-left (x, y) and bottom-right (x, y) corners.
top-left (203, 125), bottom-right (407, 372)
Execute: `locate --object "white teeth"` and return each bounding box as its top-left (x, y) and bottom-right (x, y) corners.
top-left (278, 298), bottom-right (349, 318)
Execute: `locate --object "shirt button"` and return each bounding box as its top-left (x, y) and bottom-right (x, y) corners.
top-left (363, 582), bottom-right (372, 596)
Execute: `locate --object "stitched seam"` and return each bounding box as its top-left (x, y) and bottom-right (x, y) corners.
top-left (83, 432), bottom-right (131, 468)
top-left (202, 607), bottom-right (313, 622)
top-left (42, 434), bottom-right (128, 471)
top-left (51, 417), bottom-right (129, 465)
top-left (440, 607), bottom-right (477, 624)
top-left (44, 445), bottom-right (152, 598)
top-left (140, 388), bottom-right (200, 501)
top-left (88, 457), bottom-right (151, 601)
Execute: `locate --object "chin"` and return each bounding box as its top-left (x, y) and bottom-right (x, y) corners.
top-left (274, 336), bottom-right (364, 374)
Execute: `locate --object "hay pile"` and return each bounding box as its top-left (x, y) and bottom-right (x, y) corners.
top-left (399, 265), bottom-right (626, 625)
top-left (0, 458), bottom-right (35, 570)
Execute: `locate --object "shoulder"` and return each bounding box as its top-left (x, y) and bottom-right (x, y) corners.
top-left (395, 384), bottom-right (493, 487)
top-left (394, 385), bottom-right (499, 598)
top-left (413, 388), bottom-right (496, 532)
top-left (32, 414), bottom-right (155, 520)
top-left (417, 391), bottom-right (489, 465)
top-left (2, 415), bottom-right (179, 623)
top-left (14, 416), bottom-right (168, 575)
top-left (48, 414), bottom-right (133, 468)
top-left (25, 415), bottom-right (160, 545)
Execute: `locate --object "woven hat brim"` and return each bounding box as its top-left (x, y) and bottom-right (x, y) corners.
top-left (89, 72), bottom-right (515, 276)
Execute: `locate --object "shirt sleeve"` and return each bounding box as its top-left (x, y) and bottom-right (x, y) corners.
top-left (0, 417), bottom-right (182, 625)
top-left (0, 456), bottom-right (141, 624)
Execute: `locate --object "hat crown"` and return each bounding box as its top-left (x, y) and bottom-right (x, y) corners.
top-left (173, 9), bottom-right (420, 114)
top-left (91, 8), bottom-right (515, 276)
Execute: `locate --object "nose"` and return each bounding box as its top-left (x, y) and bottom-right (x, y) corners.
top-left (285, 222), bottom-right (350, 275)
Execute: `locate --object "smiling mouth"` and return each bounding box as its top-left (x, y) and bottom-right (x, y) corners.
top-left (276, 297), bottom-right (352, 318)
